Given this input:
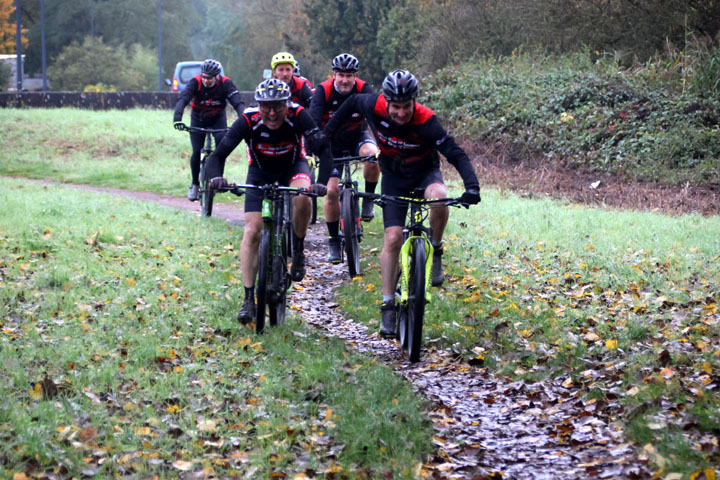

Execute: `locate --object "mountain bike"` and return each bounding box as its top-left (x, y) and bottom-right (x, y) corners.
top-left (177, 123), bottom-right (228, 217)
top-left (333, 153), bottom-right (377, 278)
top-left (361, 190), bottom-right (470, 362)
top-left (216, 182), bottom-right (318, 334)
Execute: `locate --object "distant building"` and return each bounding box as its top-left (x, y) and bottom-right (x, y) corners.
top-left (0, 54), bottom-right (45, 91)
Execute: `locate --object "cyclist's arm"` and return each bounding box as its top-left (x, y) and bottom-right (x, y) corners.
top-left (425, 117), bottom-right (480, 190)
top-left (308, 85), bottom-right (326, 127)
top-left (224, 78), bottom-right (246, 116)
top-left (298, 108), bottom-right (332, 185)
top-left (173, 78), bottom-right (198, 122)
top-left (205, 113), bottom-right (252, 180)
top-left (322, 93), bottom-right (375, 139)
top-left (298, 79), bottom-right (313, 107)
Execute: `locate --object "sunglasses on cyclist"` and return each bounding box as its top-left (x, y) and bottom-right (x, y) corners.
top-left (258, 102), bottom-right (288, 113)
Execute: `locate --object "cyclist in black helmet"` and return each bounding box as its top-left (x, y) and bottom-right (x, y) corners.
top-left (205, 78), bottom-right (333, 324)
top-left (173, 59), bottom-right (244, 201)
top-left (323, 69), bottom-right (481, 337)
top-left (310, 53), bottom-right (380, 264)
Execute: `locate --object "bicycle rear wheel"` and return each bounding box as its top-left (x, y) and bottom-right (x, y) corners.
top-left (407, 238), bottom-right (427, 362)
top-left (341, 188), bottom-right (360, 277)
top-left (255, 229), bottom-right (271, 334)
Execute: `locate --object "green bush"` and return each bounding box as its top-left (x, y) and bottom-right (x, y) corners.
top-left (0, 61), bottom-right (11, 90)
top-left (423, 50), bottom-right (720, 185)
top-left (47, 36), bottom-right (146, 91)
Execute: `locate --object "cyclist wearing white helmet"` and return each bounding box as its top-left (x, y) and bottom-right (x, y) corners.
top-left (323, 69), bottom-right (481, 337)
top-left (310, 53), bottom-right (380, 264)
top-left (205, 79), bottom-right (333, 324)
top-left (173, 59), bottom-right (244, 201)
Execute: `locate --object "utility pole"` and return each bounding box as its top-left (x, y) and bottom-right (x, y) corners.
top-left (15, 0), bottom-right (22, 91)
top-left (157, 0), bottom-right (163, 91)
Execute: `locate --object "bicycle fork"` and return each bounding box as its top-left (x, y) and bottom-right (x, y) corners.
top-left (399, 233), bottom-right (434, 304)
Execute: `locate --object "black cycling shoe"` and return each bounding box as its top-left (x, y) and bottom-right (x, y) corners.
top-left (361, 198), bottom-right (375, 221)
top-left (431, 242), bottom-right (444, 287)
top-left (328, 237), bottom-right (342, 264)
top-left (237, 297), bottom-right (256, 324)
top-left (188, 184), bottom-right (200, 201)
top-left (290, 249), bottom-right (306, 282)
top-left (379, 300), bottom-right (397, 337)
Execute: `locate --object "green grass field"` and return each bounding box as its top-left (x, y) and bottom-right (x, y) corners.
top-left (1, 108), bottom-right (719, 477)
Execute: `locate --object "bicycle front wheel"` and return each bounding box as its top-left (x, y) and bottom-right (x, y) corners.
top-left (341, 188), bottom-right (360, 277)
top-left (407, 238), bottom-right (427, 362)
top-left (309, 166), bottom-right (318, 224)
top-left (255, 229), bottom-right (271, 334)
top-left (199, 155), bottom-right (215, 217)
top-left (269, 255), bottom-right (288, 327)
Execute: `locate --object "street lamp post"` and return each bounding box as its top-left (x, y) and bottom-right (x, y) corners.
top-left (15, 0), bottom-right (22, 91)
top-left (41, 0), bottom-right (47, 91)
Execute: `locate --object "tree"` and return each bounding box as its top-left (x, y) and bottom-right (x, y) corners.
top-left (0, 0), bottom-right (28, 53)
top-left (303, 0), bottom-right (398, 85)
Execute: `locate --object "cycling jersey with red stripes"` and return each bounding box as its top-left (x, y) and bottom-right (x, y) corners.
top-left (173, 75), bottom-right (244, 122)
top-left (309, 77), bottom-right (374, 150)
top-left (322, 93), bottom-right (478, 188)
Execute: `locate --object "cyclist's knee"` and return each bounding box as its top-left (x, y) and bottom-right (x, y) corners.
top-left (426, 182), bottom-right (446, 198)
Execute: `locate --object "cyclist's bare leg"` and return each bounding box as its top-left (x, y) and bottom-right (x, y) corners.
top-left (323, 176), bottom-right (341, 223)
top-left (290, 177), bottom-right (311, 239)
top-left (360, 143), bottom-right (380, 182)
top-left (241, 212), bottom-right (263, 288)
top-left (426, 182), bottom-right (449, 244)
top-left (381, 226), bottom-right (404, 297)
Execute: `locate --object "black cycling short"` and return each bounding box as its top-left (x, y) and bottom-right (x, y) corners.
top-left (329, 129), bottom-right (377, 179)
top-left (380, 166), bottom-right (444, 228)
top-left (243, 161), bottom-right (311, 213)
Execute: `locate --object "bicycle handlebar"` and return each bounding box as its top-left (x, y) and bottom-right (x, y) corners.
top-left (357, 192), bottom-right (470, 209)
top-left (332, 153), bottom-right (378, 165)
top-left (176, 123), bottom-right (229, 134)
top-left (212, 183), bottom-right (322, 198)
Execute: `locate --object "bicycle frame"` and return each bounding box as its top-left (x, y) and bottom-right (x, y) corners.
top-left (176, 123), bottom-right (229, 217)
top-left (333, 153), bottom-right (377, 277)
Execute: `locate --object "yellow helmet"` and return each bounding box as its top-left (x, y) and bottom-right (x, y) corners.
top-left (271, 51), bottom-right (296, 69)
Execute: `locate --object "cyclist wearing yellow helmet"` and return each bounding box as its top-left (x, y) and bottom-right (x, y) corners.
top-left (271, 51), bottom-right (313, 108)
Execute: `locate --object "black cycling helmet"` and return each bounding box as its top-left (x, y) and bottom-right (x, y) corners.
top-left (382, 69), bottom-right (418, 102)
top-left (201, 59), bottom-right (222, 76)
top-left (293, 63), bottom-right (301, 76)
top-left (254, 78), bottom-right (291, 102)
top-left (332, 53), bottom-right (359, 73)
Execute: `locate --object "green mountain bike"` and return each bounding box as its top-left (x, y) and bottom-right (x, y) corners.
top-left (362, 190), bottom-right (470, 362)
top-left (217, 183), bottom-right (318, 333)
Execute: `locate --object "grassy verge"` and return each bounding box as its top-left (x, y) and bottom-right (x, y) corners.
top-left (344, 177), bottom-right (720, 476)
top-left (0, 108), bottom-right (247, 198)
top-left (0, 177), bottom-right (432, 479)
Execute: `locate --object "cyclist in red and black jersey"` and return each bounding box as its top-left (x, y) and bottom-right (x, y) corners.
top-left (271, 52), bottom-right (313, 108)
top-left (323, 69), bottom-right (481, 337)
top-left (309, 53), bottom-right (380, 263)
top-left (205, 79), bottom-right (332, 324)
top-left (173, 59), bottom-right (245, 201)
